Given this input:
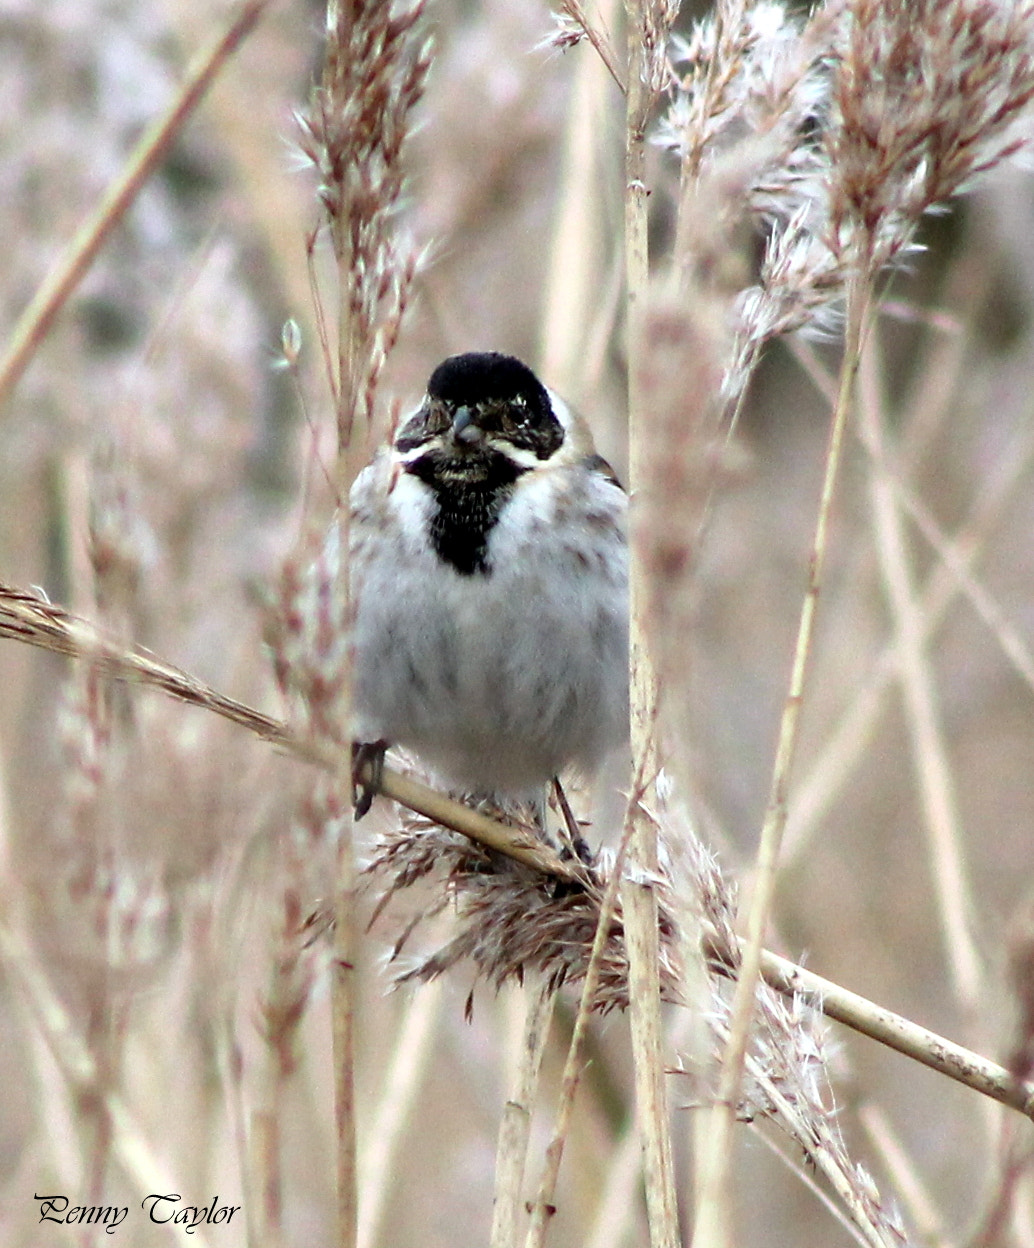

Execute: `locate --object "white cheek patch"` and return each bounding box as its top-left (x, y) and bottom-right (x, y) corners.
top-left (487, 442), bottom-right (549, 470)
top-left (396, 437), bottom-right (445, 466)
top-left (546, 388), bottom-right (576, 435)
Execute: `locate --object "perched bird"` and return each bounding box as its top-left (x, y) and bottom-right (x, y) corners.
top-left (349, 352), bottom-right (629, 813)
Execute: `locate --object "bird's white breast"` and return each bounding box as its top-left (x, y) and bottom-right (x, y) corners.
top-left (349, 457), bottom-right (628, 799)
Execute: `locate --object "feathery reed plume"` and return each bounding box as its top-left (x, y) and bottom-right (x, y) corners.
top-left (4, 576), bottom-right (1034, 1111)
top-left (298, 0), bottom-right (430, 450)
top-left (643, 3), bottom-right (1034, 1244)
top-left (0, 889), bottom-right (195, 1222)
top-left (7, 2), bottom-right (1034, 1242)
top-left (267, 529), bottom-right (352, 745)
top-left (657, 2), bottom-right (843, 403)
top-left (546, 2), bottom-right (625, 93)
top-left (363, 815), bottom-right (680, 1013)
top-left (253, 822), bottom-right (323, 1247)
top-left (826, 0), bottom-right (1034, 265)
top-left (674, 825), bottom-right (911, 1248)
top-left (658, 0), bottom-right (1034, 408)
top-left (635, 263), bottom-right (730, 771)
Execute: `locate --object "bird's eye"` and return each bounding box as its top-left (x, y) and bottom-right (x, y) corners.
top-left (504, 397), bottom-right (531, 428)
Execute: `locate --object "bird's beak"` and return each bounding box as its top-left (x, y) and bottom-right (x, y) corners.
top-left (450, 405), bottom-right (482, 446)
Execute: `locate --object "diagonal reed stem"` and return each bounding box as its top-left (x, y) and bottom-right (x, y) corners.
top-left (857, 332), bottom-right (985, 1020)
top-left (1, 577), bottom-right (1032, 1122)
top-left (0, 0), bottom-right (273, 416)
top-left (692, 272), bottom-right (873, 1248)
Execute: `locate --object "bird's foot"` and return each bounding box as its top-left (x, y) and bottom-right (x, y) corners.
top-left (352, 739), bottom-right (388, 819)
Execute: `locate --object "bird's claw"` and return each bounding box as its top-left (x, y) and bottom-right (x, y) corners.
top-left (352, 740), bottom-right (388, 819)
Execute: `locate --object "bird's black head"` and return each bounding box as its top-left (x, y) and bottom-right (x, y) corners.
top-left (395, 352), bottom-right (564, 461)
top-left (426, 352), bottom-right (549, 417)
top-left (394, 353), bottom-right (566, 576)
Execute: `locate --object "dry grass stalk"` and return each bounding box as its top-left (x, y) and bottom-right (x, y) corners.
top-left (857, 416), bottom-right (1034, 699)
top-left (646, 32), bottom-right (871, 1228)
top-left (621, 0), bottom-right (682, 1240)
top-left (0, 890), bottom-right (211, 1246)
top-left (674, 830), bottom-right (911, 1248)
top-left (357, 978), bottom-right (444, 1248)
top-left (548, 2), bottom-right (626, 95)
top-left (49, 450), bottom-right (152, 1210)
top-left (361, 797), bottom-right (1034, 1114)
top-left (253, 824), bottom-right (324, 1248)
top-left (663, 11), bottom-right (849, 1242)
top-left (0, 577), bottom-right (582, 876)
top-left (635, 268), bottom-right (731, 782)
top-left (0, 0), bottom-right (273, 414)
top-left (696, 270), bottom-right (873, 1248)
top-left (857, 334), bottom-right (985, 1023)
top-left (364, 812), bottom-right (679, 1013)
top-left (489, 976), bottom-right (557, 1248)
top-left (721, 938), bottom-right (1034, 1117)
top-left (6, 575), bottom-right (1034, 1116)
top-left (649, 4), bottom-right (1034, 1243)
top-left (300, 0), bottom-right (430, 452)
top-left (523, 780), bottom-right (650, 1248)
top-left (7, 1), bottom-right (1034, 1242)
top-left (0, 579), bottom-right (296, 747)
top-left (783, 334), bottom-right (1034, 861)
top-left (538, 0), bottom-right (624, 403)
top-left (855, 1103), bottom-right (955, 1248)
top-left (291, 6), bottom-right (431, 1242)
